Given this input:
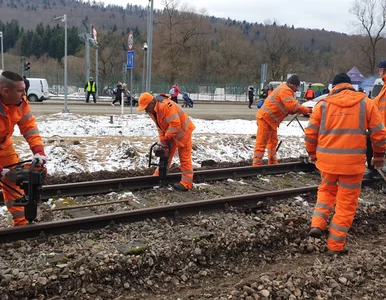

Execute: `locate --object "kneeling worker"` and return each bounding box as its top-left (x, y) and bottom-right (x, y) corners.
top-left (138, 92), bottom-right (195, 191)
top-left (0, 71), bottom-right (47, 226)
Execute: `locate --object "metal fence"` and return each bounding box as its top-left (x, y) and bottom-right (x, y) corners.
top-left (27, 71), bottom-right (257, 101)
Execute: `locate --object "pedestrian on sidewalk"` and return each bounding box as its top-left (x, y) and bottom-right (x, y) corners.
top-left (248, 86), bottom-right (254, 109)
top-left (169, 83), bottom-right (182, 103)
top-left (111, 82), bottom-right (123, 106)
top-left (84, 77), bottom-right (97, 103)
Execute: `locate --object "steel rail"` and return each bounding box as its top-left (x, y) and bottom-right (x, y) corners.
top-left (41, 161), bottom-right (314, 200)
top-left (0, 177), bottom-right (377, 243)
top-left (0, 186), bottom-right (317, 243)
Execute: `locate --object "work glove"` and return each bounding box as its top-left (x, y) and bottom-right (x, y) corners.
top-left (309, 154), bottom-right (317, 164)
top-left (159, 137), bottom-right (171, 148)
top-left (0, 167), bottom-right (10, 177)
top-left (371, 157), bottom-right (385, 169)
top-left (31, 145), bottom-right (48, 166)
top-left (33, 153), bottom-right (48, 166)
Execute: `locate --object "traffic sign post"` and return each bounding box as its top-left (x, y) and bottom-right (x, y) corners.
top-left (126, 31), bottom-right (134, 115)
top-left (126, 51), bottom-right (134, 69)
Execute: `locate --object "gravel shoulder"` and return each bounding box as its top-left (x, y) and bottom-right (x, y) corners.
top-left (0, 184), bottom-right (385, 300)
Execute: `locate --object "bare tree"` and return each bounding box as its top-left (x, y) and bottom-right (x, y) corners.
top-left (152, 0), bottom-right (210, 83)
top-left (206, 26), bottom-right (257, 81)
top-left (89, 30), bottom-right (126, 89)
top-left (261, 23), bottom-right (293, 81)
top-left (350, 0), bottom-right (386, 74)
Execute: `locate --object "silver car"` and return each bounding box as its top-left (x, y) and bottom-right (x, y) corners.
top-left (302, 94), bottom-right (328, 116)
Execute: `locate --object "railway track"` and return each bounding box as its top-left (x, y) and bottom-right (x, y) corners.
top-left (0, 162), bottom-right (378, 243)
top-left (0, 161), bottom-right (314, 204)
top-left (39, 161), bottom-right (315, 199)
top-left (0, 186), bottom-right (316, 243)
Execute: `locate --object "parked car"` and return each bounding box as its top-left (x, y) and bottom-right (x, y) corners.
top-left (27, 78), bottom-right (50, 102)
top-left (302, 93), bottom-right (328, 116)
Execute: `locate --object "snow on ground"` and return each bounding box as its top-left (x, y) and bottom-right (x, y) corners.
top-left (12, 113), bottom-right (308, 175)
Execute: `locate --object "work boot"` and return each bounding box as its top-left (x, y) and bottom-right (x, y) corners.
top-left (326, 248), bottom-right (348, 256)
top-left (173, 182), bottom-right (189, 191)
top-left (309, 227), bottom-right (323, 239)
top-left (363, 169), bottom-right (378, 179)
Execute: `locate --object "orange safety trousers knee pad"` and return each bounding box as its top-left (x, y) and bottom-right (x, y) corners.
top-left (253, 119), bottom-right (278, 166)
top-left (153, 138), bottom-right (194, 190)
top-left (311, 171), bottom-right (362, 252)
top-left (0, 145), bottom-right (27, 226)
top-left (178, 138), bottom-right (194, 190)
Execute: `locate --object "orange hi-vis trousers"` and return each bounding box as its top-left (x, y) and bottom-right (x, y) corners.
top-left (153, 133), bottom-right (194, 190)
top-left (311, 171), bottom-right (363, 252)
top-left (0, 145), bottom-right (28, 226)
top-left (253, 118), bottom-right (278, 166)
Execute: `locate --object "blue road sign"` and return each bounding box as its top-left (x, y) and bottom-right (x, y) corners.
top-left (127, 51), bottom-right (134, 69)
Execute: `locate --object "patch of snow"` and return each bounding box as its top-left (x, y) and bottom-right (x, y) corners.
top-left (10, 113), bottom-right (307, 176)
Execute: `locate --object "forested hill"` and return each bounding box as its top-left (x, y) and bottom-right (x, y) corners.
top-left (0, 0), bottom-right (383, 85)
top-left (0, 0), bottom-right (349, 47)
top-left (0, 0), bottom-right (147, 32)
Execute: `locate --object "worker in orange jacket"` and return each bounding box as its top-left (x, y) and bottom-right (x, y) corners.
top-left (304, 84), bottom-right (316, 100)
top-left (364, 60), bottom-right (386, 178)
top-left (0, 71), bottom-right (47, 226)
top-left (138, 92), bottom-right (195, 191)
top-left (253, 75), bottom-right (312, 166)
top-left (305, 73), bottom-right (386, 255)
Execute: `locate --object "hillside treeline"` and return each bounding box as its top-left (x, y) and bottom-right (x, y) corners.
top-left (0, 0), bottom-right (385, 87)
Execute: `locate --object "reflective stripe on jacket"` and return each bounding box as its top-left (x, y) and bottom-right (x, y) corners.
top-left (0, 98), bottom-right (43, 150)
top-left (373, 75), bottom-right (386, 125)
top-left (256, 83), bottom-right (310, 129)
top-left (150, 96), bottom-right (195, 146)
top-left (305, 83), bottom-right (386, 174)
top-left (87, 81), bottom-right (96, 92)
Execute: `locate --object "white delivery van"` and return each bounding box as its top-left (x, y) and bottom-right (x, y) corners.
top-left (26, 78), bottom-right (50, 102)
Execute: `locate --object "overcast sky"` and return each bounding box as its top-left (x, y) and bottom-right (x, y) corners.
top-left (101, 0), bottom-right (359, 34)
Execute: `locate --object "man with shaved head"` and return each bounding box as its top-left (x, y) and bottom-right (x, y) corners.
top-left (0, 71), bottom-right (47, 226)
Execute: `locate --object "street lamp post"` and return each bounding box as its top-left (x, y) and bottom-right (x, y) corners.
top-left (146, 0), bottom-right (154, 92)
top-left (142, 43), bottom-right (148, 92)
top-left (0, 31), bottom-right (4, 71)
top-left (54, 14), bottom-right (69, 113)
top-left (95, 43), bottom-right (98, 97)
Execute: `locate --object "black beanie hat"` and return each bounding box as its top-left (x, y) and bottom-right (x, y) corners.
top-left (286, 74), bottom-right (300, 86)
top-left (332, 73), bottom-right (351, 86)
top-left (378, 60), bottom-right (386, 68)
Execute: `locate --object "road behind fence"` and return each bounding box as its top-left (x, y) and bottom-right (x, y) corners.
top-left (27, 72), bottom-right (257, 102)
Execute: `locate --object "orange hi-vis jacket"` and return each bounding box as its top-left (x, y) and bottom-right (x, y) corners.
top-left (256, 83), bottom-right (311, 129)
top-left (305, 83), bottom-right (386, 175)
top-left (373, 75), bottom-right (386, 125)
top-left (150, 95), bottom-right (195, 146)
top-left (0, 98), bottom-right (43, 151)
top-left (304, 88), bottom-right (315, 99)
